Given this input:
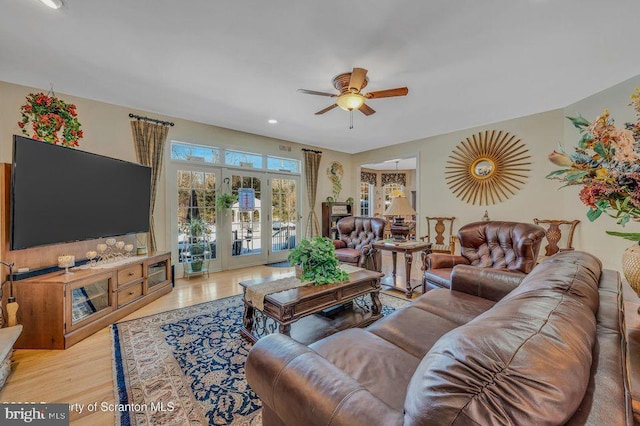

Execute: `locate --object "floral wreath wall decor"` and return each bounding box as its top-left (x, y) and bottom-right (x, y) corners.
top-left (18, 91), bottom-right (83, 147)
top-left (327, 161), bottom-right (344, 200)
top-left (445, 130), bottom-right (531, 205)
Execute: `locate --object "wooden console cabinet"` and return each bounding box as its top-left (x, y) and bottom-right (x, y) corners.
top-left (14, 252), bottom-right (172, 349)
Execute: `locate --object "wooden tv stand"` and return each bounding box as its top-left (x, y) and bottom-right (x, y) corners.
top-left (13, 252), bottom-right (172, 349)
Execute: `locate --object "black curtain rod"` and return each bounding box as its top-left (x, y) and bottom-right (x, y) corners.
top-left (302, 148), bottom-right (322, 154)
top-left (129, 113), bottom-right (174, 127)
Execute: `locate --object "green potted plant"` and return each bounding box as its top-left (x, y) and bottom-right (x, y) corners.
top-left (188, 217), bottom-right (207, 271)
top-left (216, 193), bottom-right (237, 210)
top-left (287, 237), bottom-right (349, 285)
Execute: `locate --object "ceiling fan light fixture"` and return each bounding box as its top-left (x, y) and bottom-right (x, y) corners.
top-left (336, 93), bottom-right (365, 111)
top-left (39, 0), bottom-right (63, 9)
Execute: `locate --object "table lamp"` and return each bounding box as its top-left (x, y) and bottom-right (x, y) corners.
top-left (384, 195), bottom-right (417, 241)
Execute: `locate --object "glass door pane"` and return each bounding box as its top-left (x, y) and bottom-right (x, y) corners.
top-left (271, 178), bottom-right (297, 254)
top-left (230, 174), bottom-right (262, 258)
top-left (70, 278), bottom-right (112, 326)
top-left (177, 169), bottom-right (218, 272)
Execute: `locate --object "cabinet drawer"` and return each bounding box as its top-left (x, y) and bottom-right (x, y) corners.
top-left (117, 282), bottom-right (143, 307)
top-left (118, 264), bottom-right (143, 285)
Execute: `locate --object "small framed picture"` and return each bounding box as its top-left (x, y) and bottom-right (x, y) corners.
top-left (332, 205), bottom-right (348, 215)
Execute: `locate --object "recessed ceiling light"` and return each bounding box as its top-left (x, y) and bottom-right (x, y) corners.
top-left (268, 119), bottom-right (278, 124)
top-left (39, 0), bottom-right (63, 9)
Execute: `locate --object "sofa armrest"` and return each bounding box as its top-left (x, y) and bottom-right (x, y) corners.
top-left (246, 334), bottom-right (403, 426)
top-left (426, 253), bottom-right (470, 270)
top-left (333, 239), bottom-right (347, 249)
top-left (450, 264), bottom-right (525, 302)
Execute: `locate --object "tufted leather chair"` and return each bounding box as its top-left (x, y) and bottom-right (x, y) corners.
top-left (422, 221), bottom-right (545, 291)
top-left (333, 216), bottom-right (387, 272)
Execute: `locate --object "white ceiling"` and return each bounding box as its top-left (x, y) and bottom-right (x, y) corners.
top-left (2, 1), bottom-right (640, 154)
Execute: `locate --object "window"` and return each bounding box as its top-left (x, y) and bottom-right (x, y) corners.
top-left (359, 182), bottom-right (373, 217)
top-left (267, 156), bottom-right (300, 173)
top-left (384, 183), bottom-right (403, 209)
top-left (225, 150), bottom-right (263, 168)
top-left (171, 142), bottom-right (220, 164)
top-left (171, 141), bottom-right (301, 175)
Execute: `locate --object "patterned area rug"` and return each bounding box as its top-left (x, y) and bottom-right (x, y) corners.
top-left (112, 292), bottom-right (409, 426)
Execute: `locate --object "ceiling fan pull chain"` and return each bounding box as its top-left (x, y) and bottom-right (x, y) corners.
top-left (349, 110), bottom-right (354, 129)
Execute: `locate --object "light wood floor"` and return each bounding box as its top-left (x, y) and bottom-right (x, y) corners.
top-left (0, 253), bottom-right (423, 425)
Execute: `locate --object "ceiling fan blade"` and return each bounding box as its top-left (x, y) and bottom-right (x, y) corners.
top-left (297, 89), bottom-right (336, 97)
top-left (315, 104), bottom-right (338, 115)
top-left (365, 87), bottom-right (409, 99)
top-left (359, 103), bottom-right (376, 116)
top-left (348, 68), bottom-right (368, 92)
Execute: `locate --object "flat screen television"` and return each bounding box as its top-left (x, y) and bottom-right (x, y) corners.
top-left (11, 135), bottom-right (152, 250)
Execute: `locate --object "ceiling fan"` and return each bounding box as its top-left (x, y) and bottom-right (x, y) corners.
top-left (297, 67), bottom-right (409, 117)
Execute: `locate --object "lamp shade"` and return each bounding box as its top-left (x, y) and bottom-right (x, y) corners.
top-left (384, 196), bottom-right (416, 217)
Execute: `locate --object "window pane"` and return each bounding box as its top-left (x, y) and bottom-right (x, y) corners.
top-left (267, 156), bottom-right (300, 173)
top-left (177, 170), bottom-right (191, 189)
top-left (171, 142), bottom-right (219, 164)
top-left (225, 150), bottom-right (262, 168)
top-left (360, 182), bottom-right (370, 217)
top-left (171, 143), bottom-right (190, 160)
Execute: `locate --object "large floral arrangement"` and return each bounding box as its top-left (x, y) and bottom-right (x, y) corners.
top-left (547, 88), bottom-right (640, 240)
top-left (18, 92), bottom-right (83, 147)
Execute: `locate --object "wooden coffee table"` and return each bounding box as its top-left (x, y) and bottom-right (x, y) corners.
top-left (373, 240), bottom-right (432, 298)
top-left (239, 269), bottom-right (384, 344)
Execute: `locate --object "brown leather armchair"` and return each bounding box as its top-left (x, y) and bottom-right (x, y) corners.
top-left (333, 216), bottom-right (386, 272)
top-left (422, 221), bottom-right (546, 291)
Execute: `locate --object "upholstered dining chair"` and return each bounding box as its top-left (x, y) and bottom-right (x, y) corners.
top-left (422, 221), bottom-right (546, 292)
top-left (533, 218), bottom-right (580, 258)
top-left (419, 216), bottom-right (456, 255)
top-left (333, 216), bottom-right (387, 272)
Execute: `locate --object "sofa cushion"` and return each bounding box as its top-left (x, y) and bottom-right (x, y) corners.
top-left (404, 251), bottom-right (602, 425)
top-left (366, 304), bottom-right (461, 359)
top-left (309, 328), bottom-right (421, 412)
top-left (411, 288), bottom-right (495, 325)
top-left (335, 247), bottom-right (361, 264)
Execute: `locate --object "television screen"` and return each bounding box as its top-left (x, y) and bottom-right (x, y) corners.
top-left (11, 136), bottom-right (152, 250)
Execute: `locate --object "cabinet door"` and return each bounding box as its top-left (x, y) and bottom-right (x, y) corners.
top-left (66, 272), bottom-right (115, 332)
top-left (147, 256), bottom-right (171, 292)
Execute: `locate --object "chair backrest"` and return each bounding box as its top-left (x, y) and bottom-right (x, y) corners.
top-left (423, 216), bottom-right (456, 254)
top-left (533, 218), bottom-right (580, 256)
top-left (457, 221), bottom-right (546, 274)
top-left (336, 216), bottom-right (387, 250)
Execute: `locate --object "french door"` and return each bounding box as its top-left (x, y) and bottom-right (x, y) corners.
top-left (224, 170), bottom-right (300, 269)
top-left (169, 161), bottom-right (300, 276)
top-left (269, 176), bottom-right (299, 263)
top-left (172, 165), bottom-right (221, 277)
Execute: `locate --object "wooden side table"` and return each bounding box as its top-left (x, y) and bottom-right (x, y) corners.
top-left (373, 241), bottom-right (431, 298)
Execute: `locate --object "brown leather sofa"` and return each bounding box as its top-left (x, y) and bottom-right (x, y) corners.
top-left (423, 220), bottom-right (546, 291)
top-left (332, 216), bottom-right (386, 272)
top-left (246, 251), bottom-right (631, 425)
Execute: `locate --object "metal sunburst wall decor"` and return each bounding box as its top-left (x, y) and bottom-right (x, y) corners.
top-left (445, 130), bottom-right (531, 205)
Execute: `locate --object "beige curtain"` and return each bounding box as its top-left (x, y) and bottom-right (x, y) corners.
top-left (130, 120), bottom-right (169, 252)
top-left (303, 149), bottom-right (322, 238)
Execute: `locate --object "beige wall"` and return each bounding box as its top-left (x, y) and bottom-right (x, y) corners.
top-left (4, 73), bottom-right (639, 271)
top-left (0, 81), bottom-right (352, 269)
top-left (351, 74), bottom-right (640, 270)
